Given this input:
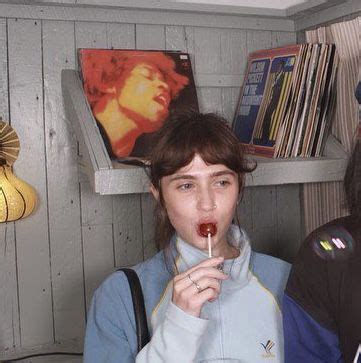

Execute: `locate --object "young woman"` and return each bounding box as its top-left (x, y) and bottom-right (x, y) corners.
top-left (84, 112), bottom-right (290, 362)
top-left (283, 126), bottom-right (361, 362)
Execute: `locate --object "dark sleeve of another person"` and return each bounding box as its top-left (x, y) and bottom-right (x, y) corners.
top-left (283, 226), bottom-right (345, 363)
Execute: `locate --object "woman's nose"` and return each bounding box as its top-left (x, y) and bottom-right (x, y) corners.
top-left (197, 188), bottom-right (216, 212)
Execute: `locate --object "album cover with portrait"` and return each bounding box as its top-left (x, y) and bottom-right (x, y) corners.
top-left (78, 49), bottom-right (199, 164)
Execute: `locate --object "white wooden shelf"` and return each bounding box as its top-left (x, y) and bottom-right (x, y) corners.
top-left (61, 69), bottom-right (348, 195)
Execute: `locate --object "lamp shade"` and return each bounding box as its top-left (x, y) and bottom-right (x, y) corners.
top-left (0, 164), bottom-right (37, 222)
top-left (0, 120), bottom-right (37, 222)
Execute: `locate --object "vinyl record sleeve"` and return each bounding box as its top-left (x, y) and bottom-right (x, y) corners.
top-left (78, 49), bottom-right (198, 164)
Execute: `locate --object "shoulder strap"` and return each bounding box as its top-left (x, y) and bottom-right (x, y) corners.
top-left (118, 268), bottom-right (150, 352)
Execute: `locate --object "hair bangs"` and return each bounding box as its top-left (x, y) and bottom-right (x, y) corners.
top-left (148, 112), bottom-right (253, 189)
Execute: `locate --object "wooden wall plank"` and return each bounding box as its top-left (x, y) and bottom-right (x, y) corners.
top-left (136, 24), bottom-right (166, 49)
top-left (113, 194), bottom-right (143, 267)
top-left (222, 87), bottom-right (240, 124)
top-left (198, 88), bottom-right (223, 114)
top-left (246, 30), bottom-right (272, 53)
top-left (0, 19), bottom-right (9, 120)
top-left (106, 23), bottom-right (145, 268)
top-left (191, 28), bottom-right (221, 113)
top-left (0, 224), bottom-right (19, 351)
top-left (75, 22), bottom-right (115, 312)
top-left (80, 181), bottom-right (114, 312)
top-left (194, 27), bottom-right (222, 74)
top-left (271, 31), bottom-right (297, 47)
top-left (276, 184), bottom-right (302, 262)
top-left (106, 23), bottom-right (135, 49)
top-left (237, 186), bottom-right (253, 237)
top-left (250, 185), bottom-right (277, 256)
top-left (141, 194), bottom-right (157, 260)
top-left (184, 27), bottom-right (196, 72)
top-left (218, 29), bottom-right (246, 122)
top-left (220, 29), bottom-right (247, 75)
top-left (165, 25), bottom-right (187, 51)
top-left (80, 181), bottom-right (113, 226)
top-left (8, 18), bottom-right (53, 347)
top-left (297, 31), bottom-right (306, 43)
top-left (75, 21), bottom-right (108, 55)
top-left (42, 20), bottom-right (85, 345)
top-left (82, 224), bottom-right (114, 310)
top-left (0, 18), bottom-right (21, 352)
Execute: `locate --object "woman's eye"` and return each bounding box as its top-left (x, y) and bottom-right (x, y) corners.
top-left (216, 180), bottom-right (230, 187)
top-left (178, 183), bottom-right (193, 191)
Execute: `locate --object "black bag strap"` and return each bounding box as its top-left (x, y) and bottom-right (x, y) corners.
top-left (118, 268), bottom-right (150, 352)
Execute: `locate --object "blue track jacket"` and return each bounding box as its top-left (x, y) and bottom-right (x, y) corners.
top-left (84, 226), bottom-right (290, 362)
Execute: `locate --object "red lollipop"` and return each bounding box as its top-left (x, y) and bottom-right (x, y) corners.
top-left (199, 223), bottom-right (217, 237)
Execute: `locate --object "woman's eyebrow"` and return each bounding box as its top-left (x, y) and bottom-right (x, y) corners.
top-left (210, 170), bottom-right (236, 177)
top-left (169, 170), bottom-right (235, 182)
top-left (168, 174), bottom-right (196, 182)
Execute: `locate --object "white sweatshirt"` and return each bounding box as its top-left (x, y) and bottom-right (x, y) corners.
top-left (136, 226), bottom-right (285, 363)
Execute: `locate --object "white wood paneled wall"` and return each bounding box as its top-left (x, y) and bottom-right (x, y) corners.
top-left (0, 5), bottom-right (300, 360)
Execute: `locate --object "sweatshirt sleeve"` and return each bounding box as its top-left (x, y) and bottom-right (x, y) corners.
top-left (283, 293), bottom-right (343, 363)
top-left (83, 272), bottom-right (138, 363)
top-left (136, 302), bottom-right (209, 363)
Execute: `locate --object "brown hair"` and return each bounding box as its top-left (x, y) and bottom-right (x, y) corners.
top-left (344, 138), bottom-right (361, 217)
top-left (146, 111), bottom-right (255, 251)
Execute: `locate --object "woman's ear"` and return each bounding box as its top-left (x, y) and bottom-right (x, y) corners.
top-left (150, 184), bottom-right (159, 201)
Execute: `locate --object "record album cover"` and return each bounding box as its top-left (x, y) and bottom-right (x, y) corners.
top-left (78, 49), bottom-right (199, 163)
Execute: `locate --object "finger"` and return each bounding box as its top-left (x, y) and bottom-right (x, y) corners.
top-left (174, 268), bottom-right (226, 294)
top-left (173, 275), bottom-right (196, 296)
top-left (173, 280), bottom-right (203, 303)
top-left (175, 257), bottom-right (224, 281)
top-left (175, 281), bottom-right (219, 308)
top-left (186, 267), bottom-right (228, 282)
top-left (174, 276), bottom-right (221, 300)
top-left (193, 286), bottom-right (220, 305)
top-left (196, 277), bottom-right (221, 294)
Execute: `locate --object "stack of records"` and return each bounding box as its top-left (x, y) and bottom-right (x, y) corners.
top-left (233, 43), bottom-right (338, 158)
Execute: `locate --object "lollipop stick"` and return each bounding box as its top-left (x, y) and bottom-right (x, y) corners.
top-left (208, 233), bottom-right (212, 258)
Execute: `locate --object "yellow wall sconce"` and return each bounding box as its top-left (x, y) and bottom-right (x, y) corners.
top-left (0, 120), bottom-right (37, 222)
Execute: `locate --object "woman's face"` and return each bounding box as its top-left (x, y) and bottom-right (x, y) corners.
top-left (153, 154), bottom-right (239, 256)
top-left (118, 63), bottom-right (171, 129)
